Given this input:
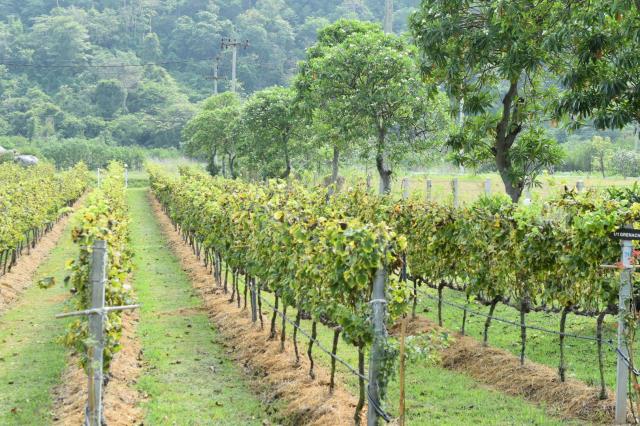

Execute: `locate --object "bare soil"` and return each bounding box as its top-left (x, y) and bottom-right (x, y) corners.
top-left (52, 310), bottom-right (144, 425)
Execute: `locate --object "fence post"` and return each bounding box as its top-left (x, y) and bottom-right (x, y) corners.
top-left (452, 178), bottom-right (459, 208)
top-left (87, 240), bottom-right (107, 426)
top-left (576, 180), bottom-right (585, 192)
top-left (402, 178), bottom-right (409, 200)
top-left (367, 267), bottom-right (387, 426)
top-left (615, 237), bottom-right (633, 424)
top-left (426, 179), bottom-right (432, 202)
top-left (484, 179), bottom-right (491, 196)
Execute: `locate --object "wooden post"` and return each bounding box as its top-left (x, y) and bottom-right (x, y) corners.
top-left (87, 240), bottom-right (107, 426)
top-left (452, 178), bottom-right (459, 208)
top-left (426, 179), bottom-right (432, 202)
top-left (615, 237), bottom-right (633, 424)
top-left (367, 267), bottom-right (387, 426)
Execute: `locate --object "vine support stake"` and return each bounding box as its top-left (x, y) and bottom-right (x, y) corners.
top-left (87, 239), bottom-right (107, 426)
top-left (250, 279), bottom-right (257, 323)
top-left (615, 238), bottom-right (633, 424)
top-left (368, 266), bottom-right (388, 426)
top-left (426, 179), bottom-right (432, 202)
top-left (54, 240), bottom-right (139, 426)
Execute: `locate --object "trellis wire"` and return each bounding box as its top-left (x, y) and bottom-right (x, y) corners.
top-left (257, 294), bottom-right (369, 382)
top-left (258, 292), bottom-right (393, 421)
top-left (416, 287), bottom-right (613, 344)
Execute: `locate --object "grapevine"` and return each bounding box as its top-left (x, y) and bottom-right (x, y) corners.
top-left (0, 162), bottom-right (89, 276)
top-left (62, 162), bottom-right (133, 370)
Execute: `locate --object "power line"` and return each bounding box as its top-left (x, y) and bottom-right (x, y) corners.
top-left (0, 57), bottom-right (218, 69)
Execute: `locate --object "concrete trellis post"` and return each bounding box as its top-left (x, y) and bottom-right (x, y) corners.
top-left (402, 178), bottom-right (409, 200)
top-left (616, 237), bottom-right (633, 424)
top-left (124, 164), bottom-right (129, 188)
top-left (452, 178), bottom-right (459, 208)
top-left (484, 179), bottom-right (491, 196)
top-left (367, 267), bottom-right (387, 426)
top-left (426, 179), bottom-right (432, 202)
top-left (607, 226), bottom-right (640, 424)
top-left (87, 240), bottom-right (107, 426)
top-left (576, 180), bottom-right (585, 192)
top-left (55, 240), bottom-right (139, 426)
top-left (366, 174), bottom-right (372, 192)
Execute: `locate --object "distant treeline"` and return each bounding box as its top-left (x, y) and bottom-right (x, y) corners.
top-left (0, 137), bottom-right (180, 170)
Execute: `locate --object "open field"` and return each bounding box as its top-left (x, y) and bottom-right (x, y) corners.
top-left (337, 169), bottom-right (640, 203)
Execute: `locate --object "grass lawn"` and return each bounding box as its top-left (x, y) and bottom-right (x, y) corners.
top-left (0, 210), bottom-right (80, 425)
top-left (128, 187), bottom-right (276, 425)
top-left (417, 286), bottom-right (619, 392)
top-left (338, 168), bottom-right (640, 203)
top-left (215, 268), bottom-right (582, 425)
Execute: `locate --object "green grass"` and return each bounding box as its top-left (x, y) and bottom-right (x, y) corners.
top-left (0, 212), bottom-right (79, 425)
top-left (418, 286), bottom-right (619, 392)
top-left (225, 276), bottom-right (581, 425)
top-left (127, 187), bottom-right (275, 425)
top-left (337, 167), bottom-right (640, 203)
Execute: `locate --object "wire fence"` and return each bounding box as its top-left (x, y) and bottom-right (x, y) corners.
top-left (415, 287), bottom-right (612, 344)
top-left (257, 293), bottom-right (369, 382)
top-left (414, 286), bottom-right (640, 379)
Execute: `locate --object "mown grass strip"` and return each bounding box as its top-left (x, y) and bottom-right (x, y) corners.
top-left (0, 210), bottom-right (79, 425)
top-left (128, 188), bottom-right (274, 425)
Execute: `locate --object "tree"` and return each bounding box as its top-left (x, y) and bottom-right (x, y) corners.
top-left (410, 0), bottom-right (565, 202)
top-left (301, 26), bottom-right (443, 193)
top-left (183, 93), bottom-right (241, 176)
top-left (95, 80), bottom-right (126, 119)
top-left (556, 2), bottom-right (640, 131)
top-left (295, 19), bottom-right (382, 186)
top-left (30, 14), bottom-right (90, 90)
top-left (590, 136), bottom-right (614, 178)
top-left (241, 86), bottom-right (302, 179)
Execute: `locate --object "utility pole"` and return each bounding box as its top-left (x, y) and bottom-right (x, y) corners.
top-left (384, 0), bottom-right (393, 33)
top-left (208, 55), bottom-right (222, 95)
top-left (221, 38), bottom-right (249, 94)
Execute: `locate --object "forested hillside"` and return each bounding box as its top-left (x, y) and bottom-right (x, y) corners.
top-left (0, 0), bottom-right (418, 147)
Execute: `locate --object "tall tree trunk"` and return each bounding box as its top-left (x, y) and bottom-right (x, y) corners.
top-left (494, 80), bottom-right (524, 203)
top-left (281, 138), bottom-right (291, 179)
top-left (331, 145), bottom-right (340, 183)
top-left (376, 127), bottom-right (392, 194)
top-left (229, 154), bottom-right (236, 178)
top-left (207, 146), bottom-right (218, 176)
